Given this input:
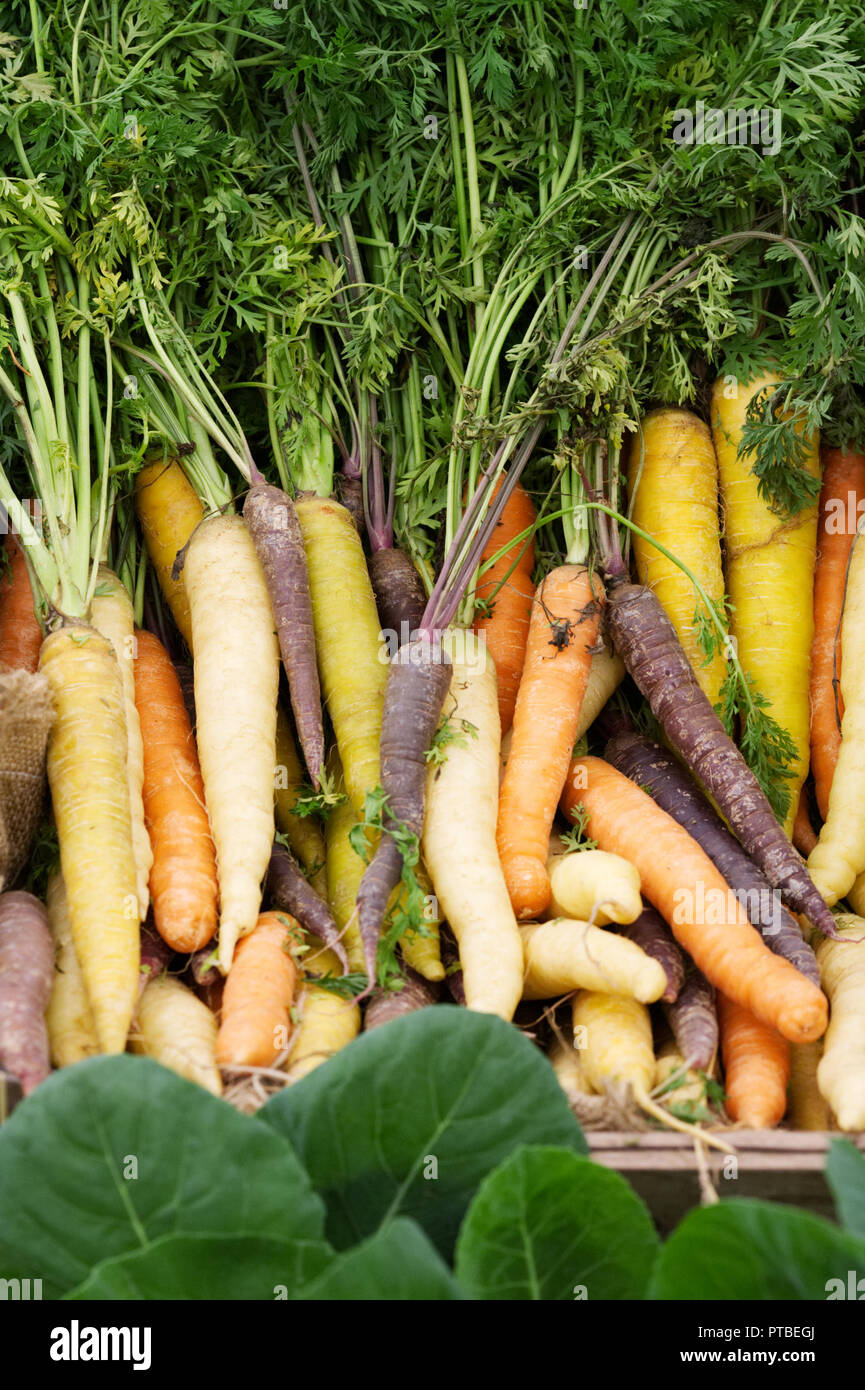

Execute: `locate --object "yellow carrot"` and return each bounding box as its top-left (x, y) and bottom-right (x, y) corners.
top-left (295, 498), bottom-right (387, 819)
top-left (131, 974), bottom-right (222, 1096)
top-left (40, 627), bottom-right (139, 1053)
top-left (185, 515), bottom-right (280, 972)
top-left (422, 630), bottom-right (523, 1020)
top-left (324, 750), bottom-right (367, 973)
top-left (44, 872), bottom-right (99, 1066)
top-left (711, 373), bottom-right (819, 836)
top-left (519, 919), bottom-right (666, 1002)
top-left (285, 944), bottom-right (360, 1081)
top-left (816, 916), bottom-right (865, 1131)
top-left (629, 408), bottom-right (727, 707)
top-left (134, 457), bottom-right (204, 649)
top-left (90, 567), bottom-right (151, 919)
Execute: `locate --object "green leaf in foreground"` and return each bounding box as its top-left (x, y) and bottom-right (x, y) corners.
top-left (261, 1007), bottom-right (586, 1257)
top-left (65, 1233), bottom-right (334, 1301)
top-left (0, 1056), bottom-right (325, 1298)
top-left (293, 1218), bottom-right (464, 1301)
top-left (455, 1146), bottom-right (659, 1300)
top-left (649, 1199), bottom-right (865, 1301)
top-left (826, 1139), bottom-right (865, 1242)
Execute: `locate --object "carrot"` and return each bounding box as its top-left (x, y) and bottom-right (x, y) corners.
top-left (602, 569), bottom-right (837, 940)
top-left (561, 757), bottom-right (828, 1044)
top-left (663, 962), bottom-right (717, 1072)
top-left (788, 1041), bottom-right (830, 1131)
top-left (519, 919), bottom-right (667, 1002)
top-left (620, 904), bottom-right (685, 1005)
top-left (365, 965), bottom-right (440, 1030)
top-left (134, 457), bottom-right (204, 650)
top-left (243, 480), bottom-right (324, 787)
top-left (0, 890), bottom-right (54, 1095)
top-left (45, 873), bottom-right (99, 1067)
top-left (274, 708), bottom-right (327, 898)
top-left (628, 408), bottom-right (727, 707)
top-left (497, 564), bottom-right (603, 919)
top-left (215, 910), bottom-right (299, 1068)
top-left (808, 519), bottom-right (865, 904)
top-left (266, 840), bottom-right (347, 969)
top-left (605, 728), bottom-right (820, 984)
top-left (572, 988), bottom-right (731, 1149)
top-left (295, 497), bottom-right (387, 820)
top-left (471, 478), bottom-right (537, 734)
top-left (718, 991), bottom-right (790, 1129)
top-left (546, 849), bottom-right (642, 926)
top-left (793, 792), bottom-right (818, 856)
top-left (573, 642), bottom-right (625, 741)
top-left (131, 974), bottom-right (222, 1096)
top-left (815, 916), bottom-right (865, 1131)
top-left (40, 627), bottom-right (140, 1053)
top-left (285, 944), bottom-right (360, 1081)
top-left (0, 536), bottom-right (43, 674)
top-left (711, 373), bottom-right (819, 838)
top-left (369, 547), bottom-right (428, 645)
top-left (91, 568), bottom-right (152, 920)
top-left (324, 750), bottom-right (367, 974)
top-left (809, 447), bottom-right (865, 819)
top-left (422, 630), bottom-right (523, 1019)
top-left (184, 514), bottom-right (280, 972)
top-left (355, 636), bottom-right (452, 983)
top-left (133, 629), bottom-right (218, 954)
top-left (654, 1037), bottom-right (708, 1112)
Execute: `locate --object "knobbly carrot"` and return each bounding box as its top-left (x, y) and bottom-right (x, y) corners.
top-left (215, 910), bottom-right (299, 1068)
top-left (561, 757), bottom-right (828, 1045)
top-left (497, 565), bottom-right (603, 919)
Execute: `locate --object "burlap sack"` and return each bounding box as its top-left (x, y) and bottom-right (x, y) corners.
top-left (0, 669), bottom-right (54, 891)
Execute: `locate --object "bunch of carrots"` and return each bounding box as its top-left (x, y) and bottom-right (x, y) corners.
top-left (4, 0), bottom-right (865, 1151)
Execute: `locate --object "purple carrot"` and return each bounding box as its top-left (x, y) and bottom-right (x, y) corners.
top-left (337, 473), bottom-right (365, 533)
top-left (139, 922), bottom-right (173, 1001)
top-left (439, 925), bottom-right (466, 1005)
top-left (663, 962), bottom-right (718, 1072)
top-left (265, 840), bottom-right (348, 972)
top-left (369, 548), bottom-right (428, 647)
top-left (0, 891), bottom-right (53, 1096)
top-left (364, 965), bottom-right (441, 1030)
top-left (606, 729), bottom-right (821, 986)
top-left (243, 479), bottom-right (324, 788)
top-left (355, 637), bottom-right (452, 987)
top-left (602, 573), bottom-right (838, 939)
top-left (189, 946), bottom-right (220, 988)
top-left (619, 903), bottom-right (685, 1003)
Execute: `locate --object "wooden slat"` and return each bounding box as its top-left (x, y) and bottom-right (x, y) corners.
top-left (587, 1129), bottom-right (865, 1237)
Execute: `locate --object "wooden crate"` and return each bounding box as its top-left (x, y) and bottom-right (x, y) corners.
top-left (588, 1130), bottom-right (865, 1236)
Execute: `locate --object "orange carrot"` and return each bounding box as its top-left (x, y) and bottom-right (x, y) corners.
top-left (497, 565), bottom-right (603, 919)
top-left (810, 447), bottom-right (865, 820)
top-left (561, 756), bottom-right (828, 1045)
top-left (215, 910), bottom-right (299, 1067)
top-left (0, 536), bottom-right (43, 673)
top-left (718, 991), bottom-right (790, 1129)
top-left (133, 629), bottom-right (218, 954)
top-left (472, 479), bottom-right (537, 734)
